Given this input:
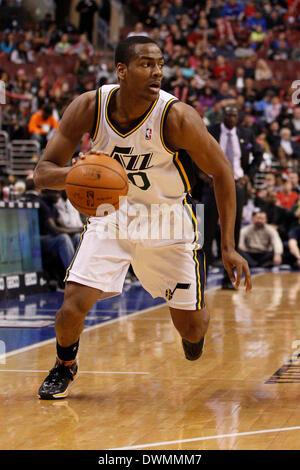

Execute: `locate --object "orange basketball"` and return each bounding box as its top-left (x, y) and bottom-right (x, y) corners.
top-left (65, 153), bottom-right (128, 216)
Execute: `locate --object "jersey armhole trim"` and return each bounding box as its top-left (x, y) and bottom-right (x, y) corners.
top-left (90, 88), bottom-right (101, 141)
top-left (173, 152), bottom-right (191, 193)
top-left (160, 98), bottom-right (179, 154)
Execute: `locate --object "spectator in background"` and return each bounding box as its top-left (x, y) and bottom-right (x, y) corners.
top-left (0, 32), bottom-right (15, 55)
top-left (10, 41), bottom-right (34, 64)
top-left (170, 0), bottom-right (187, 21)
top-left (244, 1), bottom-right (256, 19)
top-left (208, 0), bottom-right (225, 27)
top-left (215, 17), bottom-right (237, 46)
top-left (19, 177), bottom-right (40, 203)
top-left (263, 172), bottom-right (276, 192)
top-left (266, 119), bottom-right (281, 152)
top-left (256, 132), bottom-right (273, 170)
top-left (277, 179), bottom-right (299, 210)
top-left (14, 180), bottom-right (26, 198)
top-left (54, 33), bottom-right (71, 55)
top-left (255, 188), bottom-right (293, 241)
top-left (40, 13), bottom-right (54, 32)
top-left (288, 107), bottom-right (300, 137)
top-left (213, 55), bottom-right (233, 81)
top-left (264, 96), bottom-right (282, 124)
top-left (1, 102), bottom-right (28, 140)
top-left (69, 33), bottom-right (94, 57)
top-left (249, 25), bottom-right (266, 51)
top-left (289, 172), bottom-right (300, 194)
top-left (255, 59), bottom-right (273, 82)
top-left (239, 210), bottom-right (283, 267)
top-left (276, 127), bottom-right (300, 165)
top-left (198, 56), bottom-right (213, 80)
top-left (30, 66), bottom-right (46, 95)
top-left (199, 86), bottom-right (216, 110)
top-left (246, 10), bottom-right (267, 32)
top-left (243, 58), bottom-right (255, 79)
top-left (44, 21), bottom-right (61, 52)
top-left (28, 104), bottom-right (59, 149)
top-left (38, 189), bottom-right (82, 285)
top-left (266, 10), bottom-right (285, 32)
top-left (127, 22), bottom-right (149, 38)
top-left (242, 77), bottom-right (257, 105)
top-left (76, 0), bottom-right (98, 43)
top-left (141, 4), bottom-right (159, 29)
top-left (291, 41), bottom-right (300, 61)
top-left (204, 105), bottom-right (263, 286)
top-left (55, 190), bottom-right (84, 247)
top-left (215, 81), bottom-right (236, 105)
top-left (156, 5), bottom-right (176, 28)
top-left (203, 100), bottom-right (223, 126)
top-left (222, 0), bottom-right (244, 21)
top-left (230, 66), bottom-right (246, 93)
top-left (169, 66), bottom-right (189, 102)
top-left (269, 34), bottom-right (291, 60)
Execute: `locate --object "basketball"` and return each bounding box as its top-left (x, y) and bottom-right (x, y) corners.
top-left (65, 153), bottom-right (128, 216)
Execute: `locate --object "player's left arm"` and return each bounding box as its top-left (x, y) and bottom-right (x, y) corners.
top-left (165, 101), bottom-right (252, 292)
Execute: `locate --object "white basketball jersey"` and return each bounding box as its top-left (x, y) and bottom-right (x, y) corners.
top-left (90, 84), bottom-right (195, 207)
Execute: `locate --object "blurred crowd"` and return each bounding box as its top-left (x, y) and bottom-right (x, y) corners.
top-left (1, 0), bottom-right (300, 280)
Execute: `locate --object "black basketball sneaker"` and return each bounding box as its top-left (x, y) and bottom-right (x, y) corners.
top-left (38, 359), bottom-right (78, 399)
top-left (182, 337), bottom-right (204, 361)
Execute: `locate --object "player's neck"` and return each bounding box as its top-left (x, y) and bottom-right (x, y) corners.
top-left (115, 88), bottom-right (153, 122)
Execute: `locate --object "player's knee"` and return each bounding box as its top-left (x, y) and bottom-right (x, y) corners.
top-left (57, 296), bottom-right (89, 322)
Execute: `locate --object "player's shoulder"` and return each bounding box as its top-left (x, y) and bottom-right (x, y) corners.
top-left (60, 90), bottom-right (98, 134)
top-left (74, 90), bottom-right (97, 109)
top-left (164, 96), bottom-right (202, 130)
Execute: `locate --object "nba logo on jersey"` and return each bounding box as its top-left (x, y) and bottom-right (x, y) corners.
top-left (145, 128), bottom-right (152, 140)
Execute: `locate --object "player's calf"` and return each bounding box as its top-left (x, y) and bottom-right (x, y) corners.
top-left (169, 307), bottom-right (210, 361)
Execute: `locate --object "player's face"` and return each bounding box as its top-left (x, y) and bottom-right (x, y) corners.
top-left (124, 43), bottom-right (164, 100)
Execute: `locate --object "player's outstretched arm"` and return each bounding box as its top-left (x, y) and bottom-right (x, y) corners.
top-left (165, 102), bottom-right (252, 292)
top-left (33, 91), bottom-right (96, 190)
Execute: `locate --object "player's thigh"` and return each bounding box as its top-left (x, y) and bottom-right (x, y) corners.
top-left (65, 216), bottom-right (133, 293)
top-left (133, 244), bottom-right (206, 311)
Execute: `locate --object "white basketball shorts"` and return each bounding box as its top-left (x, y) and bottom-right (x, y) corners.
top-left (65, 197), bottom-right (206, 311)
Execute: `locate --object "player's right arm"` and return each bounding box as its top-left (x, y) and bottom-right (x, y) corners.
top-left (33, 91), bottom-right (96, 190)
top-left (165, 101), bottom-right (252, 292)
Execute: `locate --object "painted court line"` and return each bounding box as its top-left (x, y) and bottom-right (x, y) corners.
top-left (0, 303), bottom-right (165, 360)
top-left (0, 272), bottom-right (264, 361)
top-left (110, 425), bottom-right (300, 450)
top-left (0, 369), bottom-right (149, 375)
top-left (0, 272), bottom-right (263, 361)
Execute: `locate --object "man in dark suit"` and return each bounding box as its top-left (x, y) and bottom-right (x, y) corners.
top-left (76, 0), bottom-right (98, 43)
top-left (203, 105), bottom-right (263, 288)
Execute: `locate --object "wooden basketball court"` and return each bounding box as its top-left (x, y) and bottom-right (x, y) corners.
top-left (1, 271), bottom-right (300, 450)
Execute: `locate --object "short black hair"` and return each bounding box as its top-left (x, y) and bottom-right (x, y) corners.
top-left (42, 104), bottom-right (52, 116)
top-left (114, 36), bottom-right (160, 66)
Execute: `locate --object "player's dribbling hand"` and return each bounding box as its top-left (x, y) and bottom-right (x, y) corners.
top-left (222, 248), bottom-right (252, 292)
top-left (72, 150), bottom-right (109, 166)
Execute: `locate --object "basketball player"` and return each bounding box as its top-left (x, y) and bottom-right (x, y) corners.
top-left (34, 36), bottom-right (252, 399)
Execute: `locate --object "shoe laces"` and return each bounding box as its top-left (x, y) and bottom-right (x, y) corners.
top-left (47, 363), bottom-right (75, 384)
